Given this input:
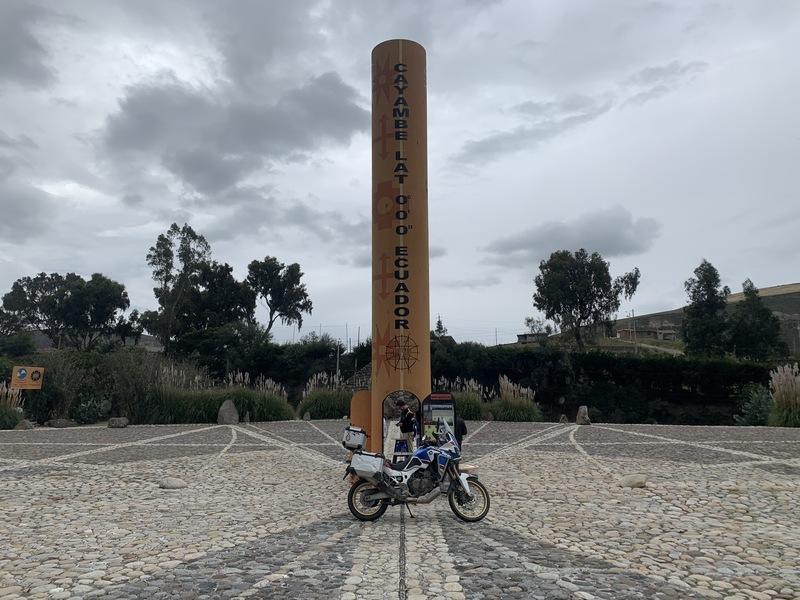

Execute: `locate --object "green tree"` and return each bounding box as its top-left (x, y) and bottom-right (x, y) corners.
top-left (533, 249), bottom-right (640, 351)
top-left (61, 273), bottom-right (130, 350)
top-left (246, 257), bottom-right (313, 334)
top-left (1, 272), bottom-right (131, 350)
top-left (173, 261), bottom-right (257, 358)
top-left (683, 259), bottom-right (730, 357)
top-left (0, 308), bottom-right (21, 337)
top-left (727, 279), bottom-right (787, 361)
top-left (433, 314), bottom-right (448, 339)
top-left (1, 272), bottom-right (81, 347)
top-left (115, 309), bottom-right (144, 346)
top-left (0, 331), bottom-right (36, 356)
top-left (141, 223), bottom-right (211, 353)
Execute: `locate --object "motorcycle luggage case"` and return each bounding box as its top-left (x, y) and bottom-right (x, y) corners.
top-left (342, 426), bottom-right (367, 450)
top-left (350, 451), bottom-right (384, 478)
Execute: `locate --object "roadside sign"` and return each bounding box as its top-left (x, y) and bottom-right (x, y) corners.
top-left (11, 366), bottom-right (45, 390)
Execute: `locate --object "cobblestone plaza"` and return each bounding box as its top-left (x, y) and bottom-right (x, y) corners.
top-left (1, 421), bottom-right (799, 599)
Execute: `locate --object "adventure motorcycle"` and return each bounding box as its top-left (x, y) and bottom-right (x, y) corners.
top-left (342, 420), bottom-right (490, 522)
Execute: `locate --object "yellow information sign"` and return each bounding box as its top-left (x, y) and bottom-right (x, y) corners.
top-left (10, 366), bottom-right (45, 390)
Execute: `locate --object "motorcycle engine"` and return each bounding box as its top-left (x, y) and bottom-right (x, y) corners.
top-left (407, 470), bottom-right (437, 497)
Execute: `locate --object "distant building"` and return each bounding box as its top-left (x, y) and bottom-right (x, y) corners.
top-left (517, 332), bottom-right (549, 345)
top-left (617, 328), bottom-right (678, 342)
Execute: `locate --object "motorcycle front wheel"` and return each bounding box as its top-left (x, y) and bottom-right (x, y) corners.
top-left (448, 478), bottom-right (490, 522)
top-left (348, 479), bottom-right (388, 521)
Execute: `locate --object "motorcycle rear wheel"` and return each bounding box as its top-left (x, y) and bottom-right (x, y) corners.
top-left (448, 478), bottom-right (490, 522)
top-left (348, 479), bottom-right (388, 521)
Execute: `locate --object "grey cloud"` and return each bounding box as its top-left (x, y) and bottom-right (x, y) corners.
top-left (483, 206), bottom-right (661, 267)
top-left (200, 0), bottom-right (320, 88)
top-left (0, 130), bottom-right (38, 180)
top-left (103, 71), bottom-right (368, 194)
top-left (624, 60), bottom-right (707, 87)
top-left (162, 149), bottom-right (262, 195)
top-left (430, 245), bottom-right (447, 259)
top-left (203, 188), bottom-right (369, 248)
top-left (624, 84), bottom-right (670, 106)
top-left (0, 181), bottom-right (54, 241)
top-left (121, 193), bottom-right (144, 207)
top-left (0, 1), bottom-right (55, 88)
top-left (513, 95), bottom-right (598, 118)
top-left (0, 131), bottom-right (37, 149)
top-left (440, 275), bottom-right (502, 289)
top-left (223, 72), bottom-right (369, 157)
top-left (352, 251), bottom-right (371, 268)
top-left (621, 60), bottom-right (707, 107)
top-left (455, 99), bottom-right (611, 164)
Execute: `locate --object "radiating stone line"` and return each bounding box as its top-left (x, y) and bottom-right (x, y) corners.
top-left (0, 425), bottom-right (222, 472)
top-left (594, 425), bottom-right (782, 462)
top-left (475, 424), bottom-right (572, 464)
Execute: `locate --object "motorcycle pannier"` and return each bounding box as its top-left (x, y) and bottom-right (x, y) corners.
top-left (342, 426), bottom-right (367, 450)
top-left (350, 451), bottom-right (384, 478)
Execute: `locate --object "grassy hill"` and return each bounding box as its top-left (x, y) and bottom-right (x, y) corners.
top-left (614, 282), bottom-right (800, 353)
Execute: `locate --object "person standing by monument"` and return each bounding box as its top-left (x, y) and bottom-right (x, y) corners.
top-left (397, 400), bottom-right (416, 452)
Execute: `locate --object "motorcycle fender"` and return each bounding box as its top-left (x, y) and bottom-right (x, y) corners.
top-left (457, 473), bottom-right (474, 499)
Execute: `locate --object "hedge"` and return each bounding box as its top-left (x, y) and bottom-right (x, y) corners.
top-left (141, 387), bottom-right (293, 424)
top-left (297, 389), bottom-right (351, 419)
top-left (433, 344), bottom-right (773, 425)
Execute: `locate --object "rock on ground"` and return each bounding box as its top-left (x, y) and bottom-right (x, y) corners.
top-left (217, 399), bottom-right (239, 425)
top-left (159, 477), bottom-right (188, 490)
top-left (619, 473), bottom-right (648, 488)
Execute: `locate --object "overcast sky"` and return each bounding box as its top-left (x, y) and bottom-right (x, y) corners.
top-left (1, 0), bottom-right (798, 345)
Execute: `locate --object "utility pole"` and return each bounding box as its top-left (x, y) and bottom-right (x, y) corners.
top-left (495, 328), bottom-right (498, 346)
top-left (632, 309), bottom-right (638, 355)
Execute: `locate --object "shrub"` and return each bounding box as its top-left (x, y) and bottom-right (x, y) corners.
top-left (0, 405), bottom-right (20, 429)
top-left (734, 384), bottom-right (772, 426)
top-left (222, 387), bottom-right (294, 422)
top-left (490, 375), bottom-right (542, 421)
top-left (138, 387), bottom-right (293, 424)
top-left (0, 332), bottom-right (36, 357)
top-left (0, 356), bottom-right (12, 381)
top-left (19, 351), bottom-right (113, 423)
top-left (298, 389), bottom-right (351, 419)
top-left (434, 377), bottom-right (491, 420)
top-left (105, 349), bottom-right (214, 423)
top-left (70, 395), bottom-right (112, 425)
top-left (487, 398), bottom-right (543, 422)
top-left (453, 391), bottom-right (485, 420)
top-left (768, 363), bottom-right (800, 427)
top-left (1, 381), bottom-right (23, 429)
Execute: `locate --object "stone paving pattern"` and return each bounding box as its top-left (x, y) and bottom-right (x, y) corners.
top-left (1, 420), bottom-right (799, 599)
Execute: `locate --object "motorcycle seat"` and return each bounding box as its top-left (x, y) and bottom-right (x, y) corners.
top-left (389, 457), bottom-right (410, 471)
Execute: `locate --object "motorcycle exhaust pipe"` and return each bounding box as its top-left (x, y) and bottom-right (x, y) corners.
top-left (406, 488), bottom-right (441, 505)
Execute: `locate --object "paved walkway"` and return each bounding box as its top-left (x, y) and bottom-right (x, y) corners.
top-left (1, 421), bottom-right (799, 599)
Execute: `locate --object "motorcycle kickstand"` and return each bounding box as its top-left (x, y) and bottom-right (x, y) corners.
top-left (404, 503), bottom-right (415, 519)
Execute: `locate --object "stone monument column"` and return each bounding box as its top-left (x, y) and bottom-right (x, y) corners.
top-left (369, 39), bottom-right (431, 451)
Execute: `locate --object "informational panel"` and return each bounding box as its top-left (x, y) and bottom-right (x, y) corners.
top-left (421, 392), bottom-right (455, 440)
top-left (370, 39), bottom-right (432, 418)
top-left (10, 366), bottom-right (45, 390)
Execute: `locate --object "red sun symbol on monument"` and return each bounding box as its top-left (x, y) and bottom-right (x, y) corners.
top-left (385, 335), bottom-right (419, 371)
top-left (372, 54), bottom-right (393, 104)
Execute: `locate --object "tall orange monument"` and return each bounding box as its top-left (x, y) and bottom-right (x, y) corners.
top-left (351, 39), bottom-right (431, 453)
